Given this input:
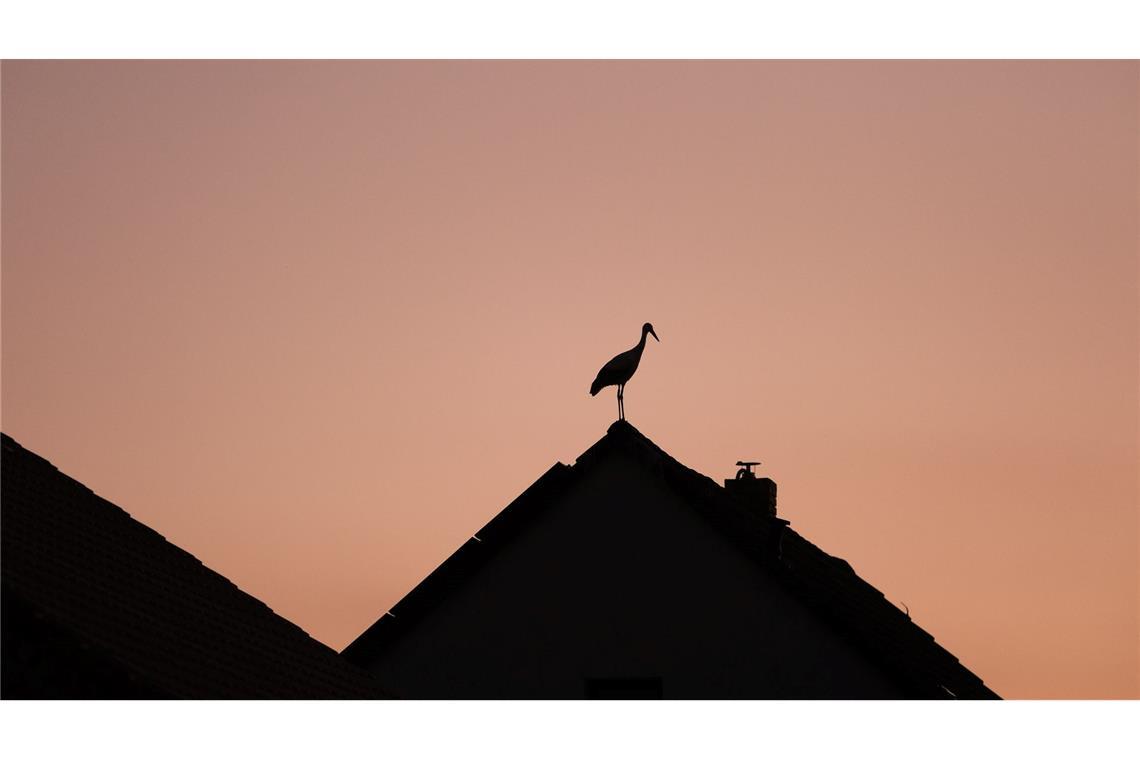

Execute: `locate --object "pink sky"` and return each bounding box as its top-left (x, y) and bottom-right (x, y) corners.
top-left (2, 60), bottom-right (1136, 698)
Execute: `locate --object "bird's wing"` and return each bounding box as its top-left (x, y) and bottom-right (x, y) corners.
top-left (590, 358), bottom-right (615, 394)
top-left (600, 351), bottom-right (631, 376)
top-left (592, 348), bottom-right (636, 388)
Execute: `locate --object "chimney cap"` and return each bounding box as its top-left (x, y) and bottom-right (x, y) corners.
top-left (735, 461), bottom-right (761, 479)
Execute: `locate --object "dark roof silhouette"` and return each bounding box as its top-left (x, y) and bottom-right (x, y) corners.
top-left (1, 433), bottom-right (389, 699)
top-left (344, 420), bottom-right (999, 699)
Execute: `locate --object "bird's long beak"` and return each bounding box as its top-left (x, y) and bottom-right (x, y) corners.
top-left (650, 327), bottom-right (659, 342)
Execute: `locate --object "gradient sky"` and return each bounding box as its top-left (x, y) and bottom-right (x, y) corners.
top-left (2, 60), bottom-right (1136, 699)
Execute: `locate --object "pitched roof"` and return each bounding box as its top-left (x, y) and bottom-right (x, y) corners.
top-left (344, 420), bottom-right (999, 699)
top-left (1, 432), bottom-right (389, 699)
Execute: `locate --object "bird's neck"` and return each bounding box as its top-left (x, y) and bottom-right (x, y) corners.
top-left (634, 331), bottom-right (648, 354)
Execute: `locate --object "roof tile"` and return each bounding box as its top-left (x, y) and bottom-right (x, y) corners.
top-left (2, 432), bottom-right (390, 699)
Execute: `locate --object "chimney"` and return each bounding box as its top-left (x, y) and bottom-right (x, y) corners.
top-left (725, 460), bottom-right (787, 559)
top-left (724, 461), bottom-right (777, 517)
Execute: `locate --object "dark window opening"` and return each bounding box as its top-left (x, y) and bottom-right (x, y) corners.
top-left (585, 676), bottom-right (663, 699)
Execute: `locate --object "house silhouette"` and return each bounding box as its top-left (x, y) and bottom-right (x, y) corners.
top-left (2, 423), bottom-right (1000, 700)
top-left (343, 421), bottom-right (999, 699)
top-left (1, 433), bottom-right (388, 699)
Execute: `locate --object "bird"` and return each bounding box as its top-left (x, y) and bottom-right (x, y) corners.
top-left (589, 323), bottom-right (659, 421)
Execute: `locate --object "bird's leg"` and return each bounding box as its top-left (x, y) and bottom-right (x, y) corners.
top-left (618, 384), bottom-right (624, 420)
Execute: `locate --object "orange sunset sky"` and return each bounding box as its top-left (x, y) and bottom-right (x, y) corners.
top-left (1, 60), bottom-right (1136, 699)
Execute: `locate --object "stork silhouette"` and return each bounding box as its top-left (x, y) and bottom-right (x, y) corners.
top-left (589, 323), bottom-right (659, 421)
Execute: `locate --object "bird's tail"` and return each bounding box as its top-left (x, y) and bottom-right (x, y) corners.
top-left (589, 378), bottom-right (604, 396)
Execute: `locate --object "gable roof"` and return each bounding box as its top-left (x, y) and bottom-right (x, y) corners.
top-left (1, 433), bottom-right (389, 699)
top-left (343, 420), bottom-right (999, 699)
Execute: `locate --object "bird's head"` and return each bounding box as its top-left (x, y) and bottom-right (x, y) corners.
top-left (643, 322), bottom-right (659, 342)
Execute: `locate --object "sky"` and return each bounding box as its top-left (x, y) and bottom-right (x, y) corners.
top-left (1, 60), bottom-right (1136, 699)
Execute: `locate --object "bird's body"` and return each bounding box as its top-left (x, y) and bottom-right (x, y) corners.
top-left (589, 342), bottom-right (646, 396)
top-left (590, 323), bottom-right (659, 420)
